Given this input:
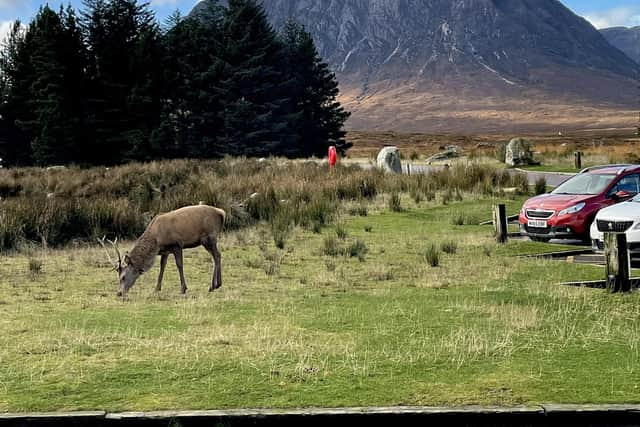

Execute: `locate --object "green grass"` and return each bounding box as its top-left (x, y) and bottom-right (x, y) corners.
top-left (1, 196), bottom-right (639, 412)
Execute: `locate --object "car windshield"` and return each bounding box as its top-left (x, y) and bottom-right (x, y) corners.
top-left (551, 173), bottom-right (616, 196)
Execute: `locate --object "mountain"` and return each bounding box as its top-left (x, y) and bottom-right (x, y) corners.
top-left (601, 26), bottom-right (640, 64)
top-left (191, 0), bottom-right (640, 134)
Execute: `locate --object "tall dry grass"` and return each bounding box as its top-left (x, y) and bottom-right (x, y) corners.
top-left (0, 158), bottom-right (529, 250)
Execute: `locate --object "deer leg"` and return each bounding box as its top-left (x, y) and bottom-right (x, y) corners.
top-left (156, 253), bottom-right (169, 292)
top-left (203, 237), bottom-right (222, 292)
top-left (173, 247), bottom-right (187, 294)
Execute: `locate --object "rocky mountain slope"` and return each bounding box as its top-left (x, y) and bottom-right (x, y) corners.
top-left (192, 0), bottom-right (640, 133)
top-left (601, 26), bottom-right (640, 64)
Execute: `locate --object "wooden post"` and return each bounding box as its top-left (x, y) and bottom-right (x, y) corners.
top-left (574, 151), bottom-right (582, 170)
top-left (493, 204), bottom-right (508, 244)
top-left (604, 232), bottom-right (631, 293)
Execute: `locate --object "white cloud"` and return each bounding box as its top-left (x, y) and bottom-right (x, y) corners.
top-left (0, 21), bottom-right (12, 44)
top-left (150, 0), bottom-right (180, 6)
top-left (584, 6), bottom-right (640, 29)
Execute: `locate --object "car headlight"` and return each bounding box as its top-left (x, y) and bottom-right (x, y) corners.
top-left (633, 222), bottom-right (640, 230)
top-left (558, 202), bottom-right (586, 217)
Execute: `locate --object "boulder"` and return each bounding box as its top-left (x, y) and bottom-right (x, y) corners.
top-left (505, 138), bottom-right (534, 167)
top-left (426, 146), bottom-right (461, 164)
top-left (377, 146), bottom-right (402, 173)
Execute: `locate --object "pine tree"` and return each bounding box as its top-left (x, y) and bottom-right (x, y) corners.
top-left (0, 21), bottom-right (33, 165)
top-left (219, 0), bottom-right (298, 157)
top-left (82, 0), bottom-right (163, 164)
top-left (0, 6), bottom-right (88, 166)
top-left (25, 6), bottom-right (88, 165)
top-left (280, 20), bottom-right (351, 157)
top-left (157, 4), bottom-right (226, 158)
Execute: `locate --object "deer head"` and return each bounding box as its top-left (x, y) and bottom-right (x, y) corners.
top-left (98, 237), bottom-right (139, 296)
top-left (117, 254), bottom-right (143, 296)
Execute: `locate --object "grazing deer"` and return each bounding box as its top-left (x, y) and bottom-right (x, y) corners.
top-left (100, 205), bottom-right (226, 296)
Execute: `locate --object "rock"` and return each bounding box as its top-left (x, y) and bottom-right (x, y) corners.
top-left (377, 146), bottom-right (402, 174)
top-left (426, 147), bottom-right (461, 163)
top-left (46, 165), bottom-right (67, 171)
top-left (505, 138), bottom-right (534, 167)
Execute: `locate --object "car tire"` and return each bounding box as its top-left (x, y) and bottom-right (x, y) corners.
top-left (581, 219), bottom-right (594, 246)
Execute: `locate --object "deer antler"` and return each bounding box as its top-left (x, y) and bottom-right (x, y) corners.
top-left (98, 236), bottom-right (123, 272)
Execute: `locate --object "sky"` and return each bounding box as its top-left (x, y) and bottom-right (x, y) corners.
top-left (0, 0), bottom-right (639, 44)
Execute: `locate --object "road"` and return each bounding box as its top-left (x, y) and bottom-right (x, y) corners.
top-left (515, 169), bottom-right (573, 188)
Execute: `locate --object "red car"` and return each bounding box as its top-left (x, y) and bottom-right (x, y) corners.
top-left (519, 164), bottom-right (640, 243)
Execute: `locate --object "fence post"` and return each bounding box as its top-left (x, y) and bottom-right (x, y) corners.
top-left (604, 232), bottom-right (631, 293)
top-left (574, 151), bottom-right (582, 170)
top-left (493, 204), bottom-right (508, 244)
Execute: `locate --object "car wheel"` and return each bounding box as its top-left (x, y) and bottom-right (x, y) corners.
top-left (581, 219), bottom-right (594, 246)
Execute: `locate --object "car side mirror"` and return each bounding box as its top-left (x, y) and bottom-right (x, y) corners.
top-left (613, 190), bottom-right (632, 200)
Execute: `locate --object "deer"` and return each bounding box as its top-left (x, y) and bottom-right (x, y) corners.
top-left (99, 204), bottom-right (226, 296)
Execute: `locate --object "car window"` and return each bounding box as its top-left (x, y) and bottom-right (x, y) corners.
top-left (552, 173), bottom-right (616, 195)
top-left (609, 174), bottom-right (640, 196)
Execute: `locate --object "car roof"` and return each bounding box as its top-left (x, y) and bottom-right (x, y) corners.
top-left (580, 164), bottom-right (640, 175)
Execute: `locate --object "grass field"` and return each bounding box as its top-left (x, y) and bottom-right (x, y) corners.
top-left (2, 194), bottom-right (640, 412)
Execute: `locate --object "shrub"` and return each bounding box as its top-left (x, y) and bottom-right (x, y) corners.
top-left (298, 195), bottom-right (336, 227)
top-left (425, 244), bottom-right (441, 267)
top-left (442, 189), bottom-right (452, 205)
top-left (410, 189), bottom-right (423, 205)
top-left (247, 188), bottom-right (279, 222)
top-left (369, 268), bottom-right (394, 281)
top-left (28, 258), bottom-right (43, 280)
top-left (264, 260), bottom-right (280, 276)
top-left (451, 213), bottom-right (465, 226)
top-left (270, 211), bottom-right (293, 249)
top-left (335, 224), bottom-right (348, 240)
top-left (535, 177), bottom-right (547, 195)
top-left (0, 209), bottom-right (24, 252)
top-left (323, 236), bottom-right (341, 257)
top-left (451, 212), bottom-right (479, 226)
top-left (345, 239), bottom-right (368, 261)
top-left (388, 192), bottom-right (402, 212)
top-left (441, 240), bottom-right (458, 255)
top-left (0, 159), bottom-right (536, 252)
top-left (482, 245), bottom-right (492, 257)
top-left (349, 205), bottom-right (368, 217)
top-left (495, 142), bottom-right (507, 163)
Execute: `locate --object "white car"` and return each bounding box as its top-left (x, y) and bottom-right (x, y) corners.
top-left (590, 195), bottom-right (640, 255)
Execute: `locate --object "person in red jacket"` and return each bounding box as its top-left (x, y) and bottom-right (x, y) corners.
top-left (328, 146), bottom-right (337, 170)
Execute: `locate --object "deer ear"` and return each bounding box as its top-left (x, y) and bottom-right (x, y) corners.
top-left (124, 254), bottom-right (131, 265)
